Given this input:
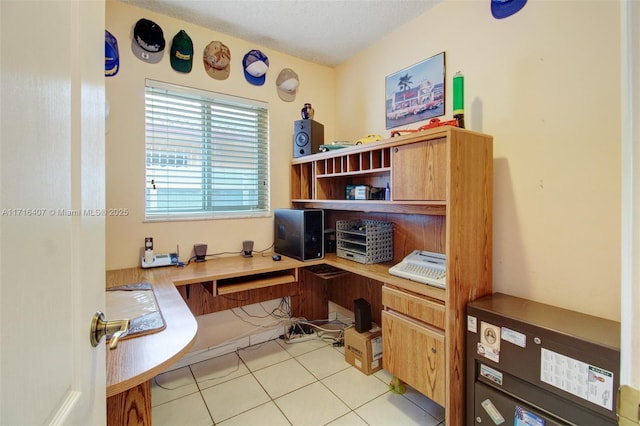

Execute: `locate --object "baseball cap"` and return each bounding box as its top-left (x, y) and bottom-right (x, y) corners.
top-left (491, 0), bottom-right (527, 19)
top-left (276, 68), bottom-right (299, 102)
top-left (243, 50), bottom-right (269, 85)
top-left (203, 41), bottom-right (231, 80)
top-left (105, 30), bottom-right (119, 77)
top-left (170, 30), bottom-right (193, 73)
top-left (131, 18), bottom-right (165, 63)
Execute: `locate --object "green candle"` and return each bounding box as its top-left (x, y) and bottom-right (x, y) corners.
top-left (453, 71), bottom-right (464, 116)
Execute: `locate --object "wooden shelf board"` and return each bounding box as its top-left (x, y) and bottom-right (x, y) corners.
top-left (316, 168), bottom-right (390, 179)
top-left (291, 200), bottom-right (446, 215)
top-left (217, 274), bottom-right (297, 295)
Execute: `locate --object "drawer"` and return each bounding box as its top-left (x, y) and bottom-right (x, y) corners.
top-left (382, 310), bottom-right (445, 405)
top-left (382, 285), bottom-right (445, 329)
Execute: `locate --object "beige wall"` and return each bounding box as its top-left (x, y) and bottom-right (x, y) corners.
top-left (335, 0), bottom-right (621, 321)
top-left (107, 0), bottom-right (621, 322)
top-left (105, 0), bottom-right (335, 269)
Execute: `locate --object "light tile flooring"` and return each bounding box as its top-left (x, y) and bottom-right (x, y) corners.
top-left (151, 337), bottom-right (445, 426)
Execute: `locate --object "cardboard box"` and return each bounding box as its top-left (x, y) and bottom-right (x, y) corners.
top-left (346, 184), bottom-right (370, 200)
top-left (344, 325), bottom-right (383, 375)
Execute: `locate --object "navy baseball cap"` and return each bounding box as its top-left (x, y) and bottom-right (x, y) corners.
top-left (491, 0), bottom-right (527, 19)
top-left (131, 18), bottom-right (165, 63)
top-left (243, 50), bottom-right (269, 86)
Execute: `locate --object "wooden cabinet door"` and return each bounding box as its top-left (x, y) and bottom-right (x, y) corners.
top-left (382, 310), bottom-right (445, 405)
top-left (382, 285), bottom-right (445, 329)
top-left (391, 138), bottom-right (446, 201)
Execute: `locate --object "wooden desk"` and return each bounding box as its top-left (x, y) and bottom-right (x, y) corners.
top-left (105, 253), bottom-right (445, 425)
top-left (105, 255), bottom-right (317, 425)
top-left (105, 267), bottom-right (198, 425)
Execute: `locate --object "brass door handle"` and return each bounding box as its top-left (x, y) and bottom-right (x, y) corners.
top-left (90, 311), bottom-right (130, 350)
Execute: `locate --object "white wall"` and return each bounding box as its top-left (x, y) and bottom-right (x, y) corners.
top-left (105, 0), bottom-right (335, 270)
top-left (335, 0), bottom-right (621, 321)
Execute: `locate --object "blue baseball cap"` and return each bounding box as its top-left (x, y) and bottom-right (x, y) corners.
top-left (243, 49), bottom-right (269, 86)
top-left (491, 0), bottom-right (527, 19)
top-left (105, 30), bottom-right (119, 77)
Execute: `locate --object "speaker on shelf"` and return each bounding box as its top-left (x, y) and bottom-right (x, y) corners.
top-left (293, 119), bottom-right (324, 158)
top-left (354, 298), bottom-right (372, 333)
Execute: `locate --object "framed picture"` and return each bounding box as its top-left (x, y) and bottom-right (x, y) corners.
top-left (385, 52), bottom-right (445, 129)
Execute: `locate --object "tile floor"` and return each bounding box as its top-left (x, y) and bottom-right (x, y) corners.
top-left (151, 336), bottom-right (445, 426)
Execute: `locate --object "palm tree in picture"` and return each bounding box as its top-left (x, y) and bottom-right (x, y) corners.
top-left (397, 73), bottom-right (413, 91)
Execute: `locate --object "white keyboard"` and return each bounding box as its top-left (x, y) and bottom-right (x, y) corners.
top-left (388, 250), bottom-right (446, 289)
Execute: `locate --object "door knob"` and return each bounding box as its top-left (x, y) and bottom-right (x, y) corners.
top-left (90, 311), bottom-right (130, 350)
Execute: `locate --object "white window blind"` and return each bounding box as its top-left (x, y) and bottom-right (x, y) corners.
top-left (145, 80), bottom-right (269, 221)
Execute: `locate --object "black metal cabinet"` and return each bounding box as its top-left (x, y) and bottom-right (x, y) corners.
top-left (467, 293), bottom-right (620, 425)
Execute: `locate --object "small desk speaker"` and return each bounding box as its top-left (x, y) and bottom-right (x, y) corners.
top-left (194, 244), bottom-right (207, 262)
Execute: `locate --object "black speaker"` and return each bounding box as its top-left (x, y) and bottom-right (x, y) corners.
top-left (354, 298), bottom-right (372, 333)
top-left (242, 240), bottom-right (254, 258)
top-left (293, 119), bottom-right (324, 157)
top-left (194, 244), bottom-right (207, 262)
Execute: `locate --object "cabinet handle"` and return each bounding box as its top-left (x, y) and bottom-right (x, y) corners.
top-left (394, 147), bottom-right (399, 153)
top-left (431, 347), bottom-right (437, 353)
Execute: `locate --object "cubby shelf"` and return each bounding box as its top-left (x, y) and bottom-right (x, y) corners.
top-left (290, 129), bottom-right (456, 210)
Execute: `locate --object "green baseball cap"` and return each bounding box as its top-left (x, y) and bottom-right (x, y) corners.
top-left (170, 30), bottom-right (193, 73)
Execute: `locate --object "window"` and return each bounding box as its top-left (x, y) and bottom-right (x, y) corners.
top-left (145, 80), bottom-right (269, 221)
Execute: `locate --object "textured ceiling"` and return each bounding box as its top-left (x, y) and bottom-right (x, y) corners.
top-left (119, 0), bottom-right (440, 67)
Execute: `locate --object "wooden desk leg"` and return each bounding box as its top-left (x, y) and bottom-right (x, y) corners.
top-left (107, 380), bottom-right (152, 426)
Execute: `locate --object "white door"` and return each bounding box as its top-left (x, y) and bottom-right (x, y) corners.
top-left (0, 1), bottom-right (106, 424)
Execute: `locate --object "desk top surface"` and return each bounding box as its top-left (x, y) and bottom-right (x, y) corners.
top-left (105, 267), bottom-right (196, 397)
top-left (105, 253), bottom-right (445, 396)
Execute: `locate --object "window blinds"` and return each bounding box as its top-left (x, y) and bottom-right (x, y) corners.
top-left (144, 80), bottom-right (269, 220)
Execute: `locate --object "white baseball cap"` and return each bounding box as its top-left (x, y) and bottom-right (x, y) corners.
top-left (276, 68), bottom-right (299, 102)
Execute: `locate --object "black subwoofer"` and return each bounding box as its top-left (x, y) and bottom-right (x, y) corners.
top-left (354, 298), bottom-right (372, 332)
